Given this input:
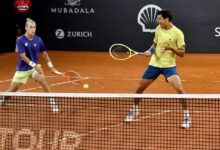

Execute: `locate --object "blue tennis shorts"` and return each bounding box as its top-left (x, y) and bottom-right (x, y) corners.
top-left (142, 65), bottom-right (179, 80)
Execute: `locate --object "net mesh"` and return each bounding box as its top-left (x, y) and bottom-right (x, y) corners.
top-left (0, 93), bottom-right (220, 150)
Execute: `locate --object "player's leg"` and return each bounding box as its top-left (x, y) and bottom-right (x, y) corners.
top-left (135, 65), bottom-right (160, 104)
top-left (33, 70), bottom-right (51, 92)
top-left (8, 70), bottom-right (31, 92)
top-left (32, 69), bottom-right (59, 112)
top-left (165, 68), bottom-right (190, 128)
top-left (167, 75), bottom-right (185, 94)
top-left (124, 79), bottom-right (154, 123)
top-left (167, 74), bottom-right (187, 110)
top-left (0, 81), bottom-right (22, 106)
top-left (34, 74), bottom-right (51, 92)
top-left (0, 82), bottom-right (22, 105)
top-left (7, 82), bottom-right (23, 92)
top-left (1, 71), bottom-right (28, 105)
top-left (125, 65), bottom-right (160, 123)
top-left (134, 79), bottom-right (154, 104)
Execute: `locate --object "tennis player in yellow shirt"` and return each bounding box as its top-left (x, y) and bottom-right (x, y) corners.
top-left (125, 10), bottom-right (190, 128)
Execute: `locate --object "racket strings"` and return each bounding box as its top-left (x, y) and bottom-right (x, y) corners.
top-left (111, 45), bottom-right (131, 59)
top-left (64, 71), bottom-right (81, 84)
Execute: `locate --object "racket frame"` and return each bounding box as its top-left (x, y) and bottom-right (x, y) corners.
top-left (109, 43), bottom-right (145, 60)
top-left (52, 70), bottom-right (81, 85)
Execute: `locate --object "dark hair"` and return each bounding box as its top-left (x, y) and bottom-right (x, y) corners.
top-left (157, 10), bottom-right (173, 21)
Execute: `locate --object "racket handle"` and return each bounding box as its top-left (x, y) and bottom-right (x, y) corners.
top-left (138, 52), bottom-right (146, 55)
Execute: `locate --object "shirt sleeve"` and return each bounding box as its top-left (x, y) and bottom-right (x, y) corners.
top-left (16, 38), bottom-right (26, 53)
top-left (176, 30), bottom-right (186, 48)
top-left (39, 37), bottom-right (46, 52)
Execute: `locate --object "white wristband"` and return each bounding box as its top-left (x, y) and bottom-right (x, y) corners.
top-left (47, 61), bottom-right (54, 68)
top-left (29, 61), bottom-right (36, 68)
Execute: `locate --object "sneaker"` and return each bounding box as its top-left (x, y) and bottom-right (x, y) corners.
top-left (181, 117), bottom-right (191, 129)
top-left (125, 105), bottom-right (139, 123)
top-left (49, 98), bottom-right (59, 112)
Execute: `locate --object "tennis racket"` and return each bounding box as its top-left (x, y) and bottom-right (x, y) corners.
top-left (52, 70), bottom-right (81, 85)
top-left (109, 43), bottom-right (145, 60)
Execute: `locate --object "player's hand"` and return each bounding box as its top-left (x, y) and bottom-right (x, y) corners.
top-left (161, 44), bottom-right (172, 52)
top-left (145, 50), bottom-right (152, 57)
top-left (35, 64), bottom-right (44, 74)
top-left (51, 67), bottom-right (59, 74)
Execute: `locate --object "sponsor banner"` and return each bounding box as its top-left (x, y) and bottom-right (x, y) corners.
top-left (55, 29), bottom-right (93, 39)
top-left (2, 0), bottom-right (219, 53)
top-left (137, 4), bottom-right (162, 33)
top-left (215, 27), bottom-right (220, 37)
top-left (50, 0), bottom-right (95, 15)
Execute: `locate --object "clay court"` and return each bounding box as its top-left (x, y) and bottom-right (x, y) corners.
top-left (0, 52), bottom-right (220, 150)
top-left (0, 52), bottom-right (220, 93)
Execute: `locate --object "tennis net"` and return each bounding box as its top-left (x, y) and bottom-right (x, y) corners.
top-left (0, 92), bottom-right (220, 150)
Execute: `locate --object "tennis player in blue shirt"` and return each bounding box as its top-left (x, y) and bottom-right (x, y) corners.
top-left (10, 18), bottom-right (57, 92)
top-left (2, 18), bottom-right (58, 112)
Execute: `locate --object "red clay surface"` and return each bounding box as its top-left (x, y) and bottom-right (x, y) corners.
top-left (1, 52), bottom-right (220, 93)
top-left (0, 52), bottom-right (220, 150)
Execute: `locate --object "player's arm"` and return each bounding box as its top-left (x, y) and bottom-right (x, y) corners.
top-left (41, 51), bottom-right (58, 73)
top-left (163, 30), bottom-right (186, 57)
top-left (162, 45), bottom-right (185, 57)
top-left (19, 53), bottom-right (43, 74)
top-left (38, 38), bottom-right (58, 73)
top-left (170, 45), bottom-right (185, 57)
top-left (145, 27), bottom-right (158, 57)
top-left (145, 42), bottom-right (157, 56)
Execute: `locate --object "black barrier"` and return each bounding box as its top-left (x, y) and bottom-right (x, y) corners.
top-left (1, 0), bottom-right (220, 53)
top-left (0, 0), bottom-right (16, 53)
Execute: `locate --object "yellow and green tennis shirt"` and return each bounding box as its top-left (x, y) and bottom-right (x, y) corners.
top-left (149, 25), bottom-right (185, 68)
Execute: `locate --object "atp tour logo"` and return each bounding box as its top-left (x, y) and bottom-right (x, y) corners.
top-left (137, 4), bottom-right (162, 33)
top-left (64, 0), bottom-right (81, 6)
top-left (0, 128), bottom-right (81, 149)
top-left (55, 29), bottom-right (93, 39)
top-left (51, 0), bottom-right (95, 14)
